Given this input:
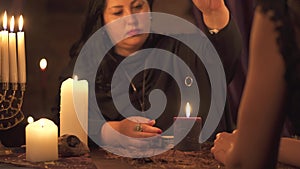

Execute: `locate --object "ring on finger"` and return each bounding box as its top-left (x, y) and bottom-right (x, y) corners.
top-left (135, 123), bottom-right (143, 132)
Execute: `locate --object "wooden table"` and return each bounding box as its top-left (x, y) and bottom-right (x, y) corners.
top-left (90, 142), bottom-right (298, 169)
top-left (91, 142), bottom-right (223, 169)
top-left (0, 147), bottom-right (96, 169)
top-left (0, 143), bottom-right (298, 169)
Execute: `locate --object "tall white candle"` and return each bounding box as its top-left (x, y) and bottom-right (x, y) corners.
top-left (2, 11), bottom-right (9, 83)
top-left (0, 31), bottom-right (2, 82)
top-left (17, 15), bottom-right (26, 84)
top-left (60, 77), bottom-right (88, 145)
top-left (9, 16), bottom-right (18, 83)
top-left (26, 118), bottom-right (58, 162)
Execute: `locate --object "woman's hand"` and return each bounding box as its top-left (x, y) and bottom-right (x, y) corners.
top-left (192, 0), bottom-right (229, 30)
top-left (108, 116), bottom-right (162, 138)
top-left (211, 130), bottom-right (237, 164)
top-left (101, 117), bottom-right (163, 149)
top-left (116, 118), bottom-right (162, 138)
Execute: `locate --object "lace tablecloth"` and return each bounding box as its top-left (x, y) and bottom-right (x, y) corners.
top-left (0, 143), bottom-right (298, 169)
top-left (0, 147), bottom-right (96, 169)
top-left (92, 142), bottom-right (299, 169)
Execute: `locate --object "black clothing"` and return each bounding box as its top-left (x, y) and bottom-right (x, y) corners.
top-left (55, 17), bottom-right (242, 145)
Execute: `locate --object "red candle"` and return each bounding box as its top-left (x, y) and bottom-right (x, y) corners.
top-left (174, 102), bottom-right (202, 151)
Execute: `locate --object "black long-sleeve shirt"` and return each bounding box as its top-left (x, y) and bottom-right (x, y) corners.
top-left (54, 16), bottom-right (242, 145)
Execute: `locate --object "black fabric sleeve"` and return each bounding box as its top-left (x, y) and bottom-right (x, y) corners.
top-left (203, 16), bottom-right (243, 84)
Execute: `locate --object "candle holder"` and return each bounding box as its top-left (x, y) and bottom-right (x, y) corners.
top-left (0, 82), bottom-right (26, 130)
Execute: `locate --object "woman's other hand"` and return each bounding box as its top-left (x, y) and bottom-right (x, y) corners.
top-left (192, 0), bottom-right (229, 30)
top-left (192, 0), bottom-right (225, 14)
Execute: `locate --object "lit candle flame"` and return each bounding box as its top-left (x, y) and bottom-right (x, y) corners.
top-left (186, 102), bottom-right (191, 118)
top-left (3, 11), bottom-right (7, 30)
top-left (19, 15), bottom-right (23, 31)
top-left (39, 58), bottom-right (47, 71)
top-left (73, 75), bottom-right (78, 81)
top-left (27, 116), bottom-right (34, 124)
top-left (10, 16), bottom-right (14, 32)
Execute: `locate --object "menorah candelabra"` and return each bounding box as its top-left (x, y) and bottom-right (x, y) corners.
top-left (0, 82), bottom-right (26, 130)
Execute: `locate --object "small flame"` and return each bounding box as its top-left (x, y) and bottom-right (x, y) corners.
top-left (27, 116), bottom-right (34, 124)
top-left (19, 15), bottom-right (23, 31)
top-left (73, 75), bottom-right (78, 81)
top-left (39, 58), bottom-right (47, 71)
top-left (10, 16), bottom-right (14, 32)
top-left (185, 102), bottom-right (191, 118)
top-left (3, 11), bottom-right (7, 30)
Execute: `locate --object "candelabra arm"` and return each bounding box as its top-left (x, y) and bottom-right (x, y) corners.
top-left (2, 83), bottom-right (9, 91)
top-left (0, 82), bottom-right (26, 130)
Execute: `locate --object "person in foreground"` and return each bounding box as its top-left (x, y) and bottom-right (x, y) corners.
top-left (55, 0), bottom-right (242, 148)
top-left (211, 0), bottom-right (300, 168)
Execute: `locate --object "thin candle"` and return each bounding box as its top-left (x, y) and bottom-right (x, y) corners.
top-left (9, 16), bottom-right (18, 83)
top-left (1, 11), bottom-right (9, 83)
top-left (10, 16), bottom-right (14, 32)
top-left (17, 15), bottom-right (26, 84)
top-left (0, 30), bottom-right (2, 82)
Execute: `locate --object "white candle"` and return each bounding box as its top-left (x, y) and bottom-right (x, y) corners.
top-left (26, 118), bottom-right (58, 162)
top-left (9, 16), bottom-right (18, 83)
top-left (60, 77), bottom-right (88, 145)
top-left (17, 15), bottom-right (26, 84)
top-left (0, 31), bottom-right (2, 82)
top-left (2, 11), bottom-right (9, 83)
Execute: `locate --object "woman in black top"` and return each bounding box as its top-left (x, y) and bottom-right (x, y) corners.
top-left (56, 0), bottom-right (242, 147)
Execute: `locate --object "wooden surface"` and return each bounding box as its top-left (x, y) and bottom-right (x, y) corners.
top-left (90, 142), bottom-right (299, 169)
top-left (90, 143), bottom-right (223, 169)
top-left (0, 147), bottom-right (96, 169)
top-left (0, 143), bottom-right (299, 169)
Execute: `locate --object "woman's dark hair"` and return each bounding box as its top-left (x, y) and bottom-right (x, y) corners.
top-left (69, 0), bottom-right (153, 58)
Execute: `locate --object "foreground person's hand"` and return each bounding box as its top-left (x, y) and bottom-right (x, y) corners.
top-left (211, 130), bottom-right (237, 164)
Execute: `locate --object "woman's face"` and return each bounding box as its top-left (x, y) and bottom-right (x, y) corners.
top-left (103, 0), bottom-right (151, 56)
